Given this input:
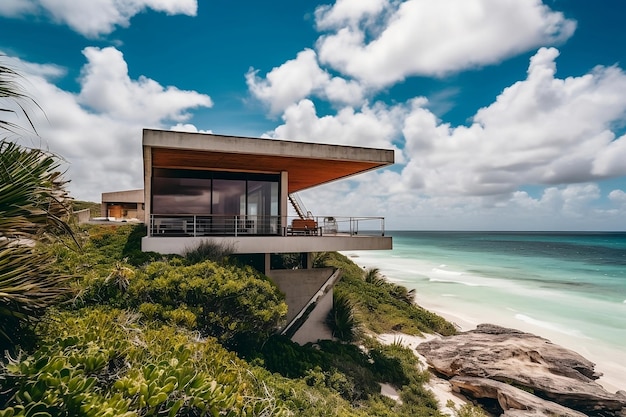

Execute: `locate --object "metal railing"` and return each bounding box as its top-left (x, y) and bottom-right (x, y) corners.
top-left (148, 214), bottom-right (385, 237)
top-left (149, 214), bottom-right (280, 237)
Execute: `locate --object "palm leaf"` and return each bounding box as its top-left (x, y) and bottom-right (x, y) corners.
top-left (0, 61), bottom-right (39, 134)
top-left (0, 62), bottom-right (76, 348)
top-left (0, 240), bottom-right (71, 348)
top-left (0, 140), bottom-right (74, 241)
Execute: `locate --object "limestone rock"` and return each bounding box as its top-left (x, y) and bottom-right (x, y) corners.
top-left (417, 324), bottom-right (626, 416)
top-left (450, 376), bottom-right (587, 417)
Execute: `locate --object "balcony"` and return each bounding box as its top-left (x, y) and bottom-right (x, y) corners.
top-left (148, 214), bottom-right (386, 237)
top-left (143, 214), bottom-right (391, 255)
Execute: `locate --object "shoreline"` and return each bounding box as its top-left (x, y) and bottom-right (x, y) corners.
top-left (347, 253), bottom-right (626, 394)
top-left (412, 293), bottom-right (625, 395)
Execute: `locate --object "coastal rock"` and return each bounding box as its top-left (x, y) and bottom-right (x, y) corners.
top-left (417, 324), bottom-right (626, 416)
top-left (450, 376), bottom-right (587, 417)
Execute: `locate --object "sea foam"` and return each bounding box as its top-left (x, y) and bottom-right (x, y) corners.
top-left (514, 313), bottom-right (591, 339)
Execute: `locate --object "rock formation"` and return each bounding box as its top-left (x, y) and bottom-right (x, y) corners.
top-left (417, 324), bottom-right (626, 417)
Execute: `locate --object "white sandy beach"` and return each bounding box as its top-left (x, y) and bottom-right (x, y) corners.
top-left (348, 252), bottom-right (626, 394)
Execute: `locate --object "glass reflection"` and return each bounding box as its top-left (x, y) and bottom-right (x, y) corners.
top-left (151, 169), bottom-right (280, 235)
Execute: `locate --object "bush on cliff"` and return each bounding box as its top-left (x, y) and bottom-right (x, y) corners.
top-left (1, 224), bottom-right (453, 416)
top-left (321, 252), bottom-right (457, 336)
top-left (0, 308), bottom-right (288, 417)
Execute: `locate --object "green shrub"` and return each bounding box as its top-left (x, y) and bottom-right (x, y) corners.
top-left (128, 260), bottom-right (288, 351)
top-left (182, 239), bottom-right (236, 264)
top-left (324, 252), bottom-right (457, 336)
top-left (0, 308), bottom-right (287, 417)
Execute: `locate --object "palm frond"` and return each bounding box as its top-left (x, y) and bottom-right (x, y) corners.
top-left (363, 267), bottom-right (386, 286)
top-left (0, 240), bottom-right (71, 348)
top-left (0, 140), bottom-right (74, 242)
top-left (0, 61), bottom-right (77, 350)
top-left (0, 61), bottom-right (40, 134)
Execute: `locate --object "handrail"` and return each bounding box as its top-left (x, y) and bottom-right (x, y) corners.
top-left (148, 214), bottom-right (385, 237)
top-left (288, 193), bottom-right (312, 220)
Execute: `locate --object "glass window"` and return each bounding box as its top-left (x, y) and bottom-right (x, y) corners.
top-left (152, 177), bottom-right (211, 214)
top-left (248, 181), bottom-right (279, 234)
top-left (212, 179), bottom-right (246, 215)
top-left (152, 169), bottom-right (280, 235)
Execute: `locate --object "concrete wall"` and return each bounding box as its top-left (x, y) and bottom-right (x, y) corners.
top-left (291, 288), bottom-right (334, 345)
top-left (74, 208), bottom-right (91, 224)
top-left (101, 189), bottom-right (144, 203)
top-left (143, 129), bottom-right (394, 165)
top-left (269, 268), bottom-right (335, 323)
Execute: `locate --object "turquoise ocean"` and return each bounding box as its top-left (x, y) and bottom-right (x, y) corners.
top-left (345, 231), bottom-right (626, 392)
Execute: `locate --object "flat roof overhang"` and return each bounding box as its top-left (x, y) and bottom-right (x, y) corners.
top-left (101, 189), bottom-right (144, 203)
top-left (143, 129), bottom-right (394, 193)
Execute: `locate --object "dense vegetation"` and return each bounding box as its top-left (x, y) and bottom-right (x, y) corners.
top-left (328, 254), bottom-right (457, 337)
top-left (1, 62), bottom-right (482, 416)
top-left (0, 224), bottom-right (469, 416)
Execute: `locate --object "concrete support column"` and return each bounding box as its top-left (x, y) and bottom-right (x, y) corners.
top-left (305, 252), bottom-right (313, 269)
top-left (264, 253), bottom-right (271, 276)
top-left (280, 171), bottom-right (288, 234)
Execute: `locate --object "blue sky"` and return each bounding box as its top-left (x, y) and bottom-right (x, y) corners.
top-left (1, 0), bottom-right (626, 230)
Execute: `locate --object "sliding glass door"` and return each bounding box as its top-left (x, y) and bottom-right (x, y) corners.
top-left (152, 168), bottom-right (280, 235)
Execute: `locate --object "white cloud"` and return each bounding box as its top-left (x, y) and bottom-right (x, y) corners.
top-left (78, 47), bottom-right (212, 125)
top-left (261, 45), bottom-right (626, 230)
top-left (592, 134), bottom-right (626, 177)
top-left (0, 0), bottom-right (37, 16)
top-left (5, 50), bottom-right (212, 202)
top-left (322, 77), bottom-right (365, 107)
top-left (316, 0), bottom-right (576, 86)
top-left (266, 98), bottom-right (404, 158)
top-left (301, 177), bottom-right (620, 231)
top-left (246, 49), bottom-right (330, 115)
top-left (246, 49), bottom-right (365, 115)
top-left (315, 0), bottom-right (387, 30)
top-left (170, 123), bottom-right (213, 134)
top-left (401, 48), bottom-right (626, 196)
top-left (609, 189), bottom-right (626, 204)
top-left (0, 0), bottom-right (197, 38)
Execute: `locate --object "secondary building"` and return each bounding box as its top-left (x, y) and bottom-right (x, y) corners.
top-left (101, 189), bottom-right (145, 222)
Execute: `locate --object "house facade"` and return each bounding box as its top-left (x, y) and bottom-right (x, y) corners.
top-left (101, 189), bottom-right (145, 222)
top-left (141, 129), bottom-right (394, 341)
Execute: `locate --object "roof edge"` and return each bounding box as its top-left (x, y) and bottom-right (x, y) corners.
top-left (142, 129), bottom-right (394, 165)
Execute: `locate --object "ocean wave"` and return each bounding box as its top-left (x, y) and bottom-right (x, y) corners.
top-left (428, 278), bottom-right (482, 287)
top-left (429, 265), bottom-right (491, 287)
top-left (514, 314), bottom-right (591, 339)
top-left (431, 267), bottom-right (463, 276)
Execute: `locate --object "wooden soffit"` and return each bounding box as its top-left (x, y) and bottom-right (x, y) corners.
top-left (151, 147), bottom-right (388, 193)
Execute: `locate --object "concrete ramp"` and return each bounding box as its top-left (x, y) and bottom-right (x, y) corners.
top-left (268, 268), bottom-right (342, 344)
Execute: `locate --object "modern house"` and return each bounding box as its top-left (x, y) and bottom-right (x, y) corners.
top-left (101, 189), bottom-right (145, 222)
top-left (141, 128), bottom-right (394, 342)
